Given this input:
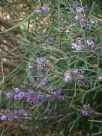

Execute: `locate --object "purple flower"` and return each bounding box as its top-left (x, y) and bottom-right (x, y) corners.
top-left (72, 43), bottom-right (82, 51)
top-left (20, 92), bottom-right (26, 98)
top-left (6, 92), bottom-right (13, 98)
top-left (36, 64), bottom-right (44, 71)
top-left (78, 79), bottom-right (85, 86)
top-left (41, 7), bottom-right (49, 13)
top-left (64, 71), bottom-right (73, 84)
top-left (37, 94), bottom-right (45, 100)
top-left (79, 18), bottom-right (86, 28)
top-left (64, 69), bottom-right (84, 85)
top-left (52, 93), bottom-right (64, 101)
top-left (37, 77), bottom-right (48, 86)
top-left (87, 39), bottom-right (95, 48)
top-left (7, 116), bottom-right (13, 121)
top-left (98, 75), bottom-right (102, 81)
top-left (40, 79), bottom-right (48, 86)
top-left (27, 98), bottom-right (39, 105)
top-left (53, 94), bottom-right (64, 101)
top-left (28, 64), bottom-right (37, 72)
top-left (14, 94), bottom-right (22, 101)
top-left (74, 70), bottom-right (84, 78)
top-left (1, 108), bottom-right (29, 122)
top-left (0, 115), bottom-right (8, 120)
top-left (75, 15), bottom-right (80, 20)
top-left (76, 7), bottom-right (83, 13)
top-left (15, 88), bottom-right (20, 94)
top-left (36, 58), bottom-right (44, 70)
top-left (27, 88), bottom-right (35, 94)
top-left (53, 89), bottom-right (62, 96)
top-left (74, 70), bottom-right (85, 86)
top-left (64, 76), bottom-right (72, 84)
top-left (85, 23), bottom-right (92, 30)
top-left (26, 90), bottom-right (35, 99)
top-left (48, 88), bottom-right (64, 102)
top-left (58, 95), bottom-right (64, 101)
top-left (82, 110), bottom-right (89, 117)
top-left (81, 104), bottom-right (91, 117)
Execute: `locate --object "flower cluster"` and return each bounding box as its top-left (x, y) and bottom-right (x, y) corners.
top-left (28, 57), bottom-right (49, 87)
top-left (6, 88), bottom-right (45, 105)
top-left (6, 88), bottom-right (26, 100)
top-left (81, 104), bottom-right (91, 117)
top-left (71, 35), bottom-right (96, 52)
top-left (48, 89), bottom-right (64, 101)
top-left (75, 6), bottom-right (92, 30)
top-left (41, 6), bottom-right (49, 13)
top-left (72, 43), bottom-right (82, 51)
top-left (71, 7), bottom-right (99, 54)
top-left (0, 108), bottom-right (29, 121)
top-left (87, 39), bottom-right (95, 48)
top-left (64, 69), bottom-right (85, 86)
top-left (72, 38), bottom-right (83, 51)
top-left (5, 88), bottom-right (65, 106)
top-left (64, 70), bottom-right (73, 84)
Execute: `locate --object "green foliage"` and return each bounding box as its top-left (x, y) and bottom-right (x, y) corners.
top-left (0, 0), bottom-right (102, 135)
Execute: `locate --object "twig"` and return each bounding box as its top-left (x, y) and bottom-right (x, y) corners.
top-left (0, 54), bottom-right (4, 94)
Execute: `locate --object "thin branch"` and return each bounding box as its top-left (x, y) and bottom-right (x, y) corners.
top-left (0, 54), bottom-right (4, 94)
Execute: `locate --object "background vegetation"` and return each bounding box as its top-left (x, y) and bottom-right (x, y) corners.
top-left (0, 0), bottom-right (102, 135)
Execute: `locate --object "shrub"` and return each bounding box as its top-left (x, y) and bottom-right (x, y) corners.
top-left (0, 0), bottom-right (102, 135)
